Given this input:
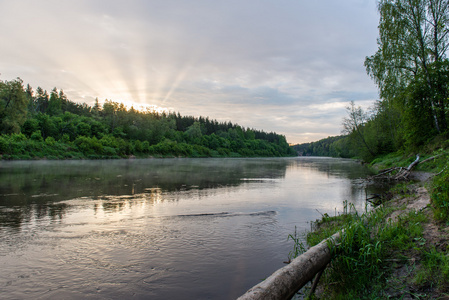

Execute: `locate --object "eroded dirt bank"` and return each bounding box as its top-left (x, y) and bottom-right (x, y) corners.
top-left (382, 175), bottom-right (449, 298)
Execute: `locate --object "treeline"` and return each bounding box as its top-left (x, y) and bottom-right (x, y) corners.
top-left (291, 135), bottom-right (355, 157)
top-left (0, 78), bottom-right (295, 159)
top-left (292, 100), bottom-right (402, 160)
top-left (296, 1), bottom-right (449, 162)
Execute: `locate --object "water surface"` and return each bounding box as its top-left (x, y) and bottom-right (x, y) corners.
top-left (0, 157), bottom-right (375, 299)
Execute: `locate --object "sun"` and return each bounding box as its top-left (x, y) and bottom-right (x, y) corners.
top-left (123, 102), bottom-right (171, 115)
top-left (98, 97), bottom-right (171, 115)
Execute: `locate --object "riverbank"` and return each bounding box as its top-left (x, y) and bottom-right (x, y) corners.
top-left (301, 170), bottom-right (449, 299)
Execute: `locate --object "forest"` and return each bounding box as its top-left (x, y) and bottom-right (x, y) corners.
top-left (0, 79), bottom-right (295, 159)
top-left (294, 0), bottom-right (449, 162)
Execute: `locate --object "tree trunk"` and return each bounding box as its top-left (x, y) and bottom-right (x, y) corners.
top-left (237, 232), bottom-right (341, 300)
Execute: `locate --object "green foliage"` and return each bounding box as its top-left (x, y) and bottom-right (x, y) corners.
top-left (413, 247), bottom-right (449, 290)
top-left (331, 224), bottom-right (383, 293)
top-left (287, 226), bottom-right (307, 262)
top-left (185, 121), bottom-right (204, 141)
top-left (292, 135), bottom-right (351, 157)
top-left (22, 119), bottom-right (39, 137)
top-left (364, 0), bottom-right (449, 154)
top-left (0, 77), bottom-right (296, 160)
top-left (431, 168), bottom-right (449, 222)
top-left (48, 87), bottom-right (62, 116)
top-left (370, 151), bottom-right (405, 169)
top-left (293, 200), bottom-right (431, 298)
top-left (287, 2), bottom-right (449, 162)
top-left (60, 133), bottom-right (70, 143)
top-left (0, 78), bottom-right (28, 134)
top-left (30, 130), bottom-right (43, 142)
top-left (294, 0), bottom-right (449, 162)
top-left (45, 136), bottom-right (56, 146)
top-left (73, 136), bottom-right (103, 156)
top-left (0, 136), bottom-right (9, 153)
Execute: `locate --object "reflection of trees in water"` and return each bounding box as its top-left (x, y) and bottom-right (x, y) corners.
top-left (0, 191), bottom-right (166, 230)
top-left (0, 159), bottom-right (290, 204)
top-left (0, 158), bottom-right (373, 229)
top-left (289, 158), bottom-right (374, 180)
top-left (0, 202), bottom-right (68, 230)
top-left (98, 189), bottom-right (164, 213)
top-left (0, 207), bottom-right (32, 229)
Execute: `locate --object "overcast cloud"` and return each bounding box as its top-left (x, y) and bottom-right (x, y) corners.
top-left (0, 0), bottom-right (380, 144)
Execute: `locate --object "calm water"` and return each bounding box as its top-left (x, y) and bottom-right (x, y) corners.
top-left (0, 157), bottom-right (376, 299)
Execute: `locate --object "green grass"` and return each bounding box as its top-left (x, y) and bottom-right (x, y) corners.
top-left (369, 146), bottom-right (449, 173)
top-left (370, 151), bottom-right (408, 169)
top-left (288, 195), bottom-right (432, 298)
top-left (370, 146), bottom-right (449, 223)
top-left (431, 167), bottom-right (449, 222)
top-left (287, 226), bottom-right (308, 262)
top-left (284, 143), bottom-right (449, 297)
top-left (412, 247), bottom-right (449, 291)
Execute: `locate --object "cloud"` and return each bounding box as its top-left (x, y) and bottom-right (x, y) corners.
top-left (0, 0), bottom-right (380, 144)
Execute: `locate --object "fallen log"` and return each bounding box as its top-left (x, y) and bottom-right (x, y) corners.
top-left (420, 154), bottom-right (441, 164)
top-left (391, 155), bottom-right (419, 180)
top-left (372, 155), bottom-right (420, 181)
top-left (372, 153), bottom-right (444, 181)
top-left (406, 155), bottom-right (420, 171)
top-left (237, 231), bottom-right (341, 300)
top-left (373, 167), bottom-right (397, 178)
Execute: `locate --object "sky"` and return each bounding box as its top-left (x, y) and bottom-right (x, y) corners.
top-left (0, 0), bottom-right (380, 145)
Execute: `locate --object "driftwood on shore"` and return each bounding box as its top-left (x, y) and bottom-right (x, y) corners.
top-left (371, 154), bottom-right (443, 181)
top-left (372, 155), bottom-right (421, 181)
top-left (237, 232), bottom-right (341, 300)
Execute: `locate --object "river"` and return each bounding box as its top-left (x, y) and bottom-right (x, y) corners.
top-left (0, 157), bottom-right (377, 299)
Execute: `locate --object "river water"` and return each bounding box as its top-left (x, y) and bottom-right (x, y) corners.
top-left (0, 157), bottom-right (377, 299)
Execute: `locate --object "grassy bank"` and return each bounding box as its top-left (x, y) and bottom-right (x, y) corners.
top-left (289, 149), bottom-right (449, 299)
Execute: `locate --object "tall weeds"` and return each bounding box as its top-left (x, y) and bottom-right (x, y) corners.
top-left (288, 200), bottom-right (428, 298)
top-left (431, 167), bottom-right (449, 222)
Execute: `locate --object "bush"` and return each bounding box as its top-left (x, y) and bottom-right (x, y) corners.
top-left (22, 119), bottom-right (39, 137)
top-left (74, 136), bottom-right (103, 155)
top-left (31, 130), bottom-right (44, 142)
top-left (11, 133), bottom-right (27, 142)
top-left (99, 135), bottom-right (117, 148)
top-left (142, 141), bottom-right (150, 153)
top-left (238, 148), bottom-right (255, 157)
top-left (45, 136), bottom-right (56, 146)
top-left (217, 147), bottom-right (230, 156)
top-left (60, 133), bottom-right (70, 143)
top-left (134, 140), bottom-right (144, 152)
top-left (102, 146), bottom-right (117, 156)
top-left (192, 145), bottom-right (211, 157)
top-left (0, 136), bottom-right (9, 153)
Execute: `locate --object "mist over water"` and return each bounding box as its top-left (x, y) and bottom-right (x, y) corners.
top-left (0, 157), bottom-right (376, 299)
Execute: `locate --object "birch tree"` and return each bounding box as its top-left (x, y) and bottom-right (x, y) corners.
top-left (365, 0), bottom-right (449, 137)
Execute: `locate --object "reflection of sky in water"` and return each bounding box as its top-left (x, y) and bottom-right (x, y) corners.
top-left (0, 157), bottom-right (374, 300)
